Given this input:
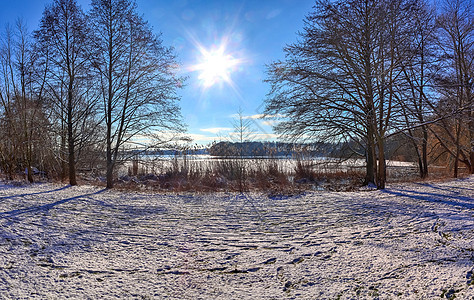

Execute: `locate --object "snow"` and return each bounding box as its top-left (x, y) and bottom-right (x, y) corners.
top-left (0, 177), bottom-right (473, 299)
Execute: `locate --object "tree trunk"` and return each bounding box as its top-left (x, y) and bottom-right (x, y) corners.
top-left (365, 90), bottom-right (377, 187)
top-left (365, 127), bottom-right (376, 186)
top-left (68, 118), bottom-right (77, 186)
top-left (414, 126), bottom-right (429, 179)
top-left (469, 112), bottom-right (474, 174)
top-left (106, 133), bottom-right (114, 189)
top-left (67, 87), bottom-right (77, 186)
top-left (106, 163), bottom-right (114, 189)
top-left (105, 70), bottom-right (114, 189)
top-left (105, 17), bottom-right (115, 190)
top-left (454, 122), bottom-right (460, 178)
top-left (421, 128), bottom-right (429, 178)
top-left (454, 148), bottom-right (459, 178)
top-left (26, 165), bottom-right (34, 183)
top-left (61, 133), bottom-right (67, 182)
top-left (106, 117), bottom-right (114, 189)
top-left (376, 137), bottom-right (386, 189)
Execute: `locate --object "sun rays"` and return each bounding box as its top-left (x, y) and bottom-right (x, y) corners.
top-left (189, 37), bottom-right (244, 90)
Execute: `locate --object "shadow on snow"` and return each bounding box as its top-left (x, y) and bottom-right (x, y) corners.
top-left (382, 186), bottom-right (474, 210)
top-left (0, 187), bottom-right (105, 219)
top-left (0, 185), bottom-right (71, 201)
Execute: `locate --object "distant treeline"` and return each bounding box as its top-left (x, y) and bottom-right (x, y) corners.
top-left (126, 136), bottom-right (416, 160)
top-left (208, 141), bottom-right (343, 157)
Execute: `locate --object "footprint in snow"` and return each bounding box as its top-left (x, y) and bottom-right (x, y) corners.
top-left (262, 258), bottom-right (277, 265)
top-left (288, 257), bottom-right (304, 264)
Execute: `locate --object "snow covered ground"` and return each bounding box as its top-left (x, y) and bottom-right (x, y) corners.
top-left (0, 177), bottom-right (473, 299)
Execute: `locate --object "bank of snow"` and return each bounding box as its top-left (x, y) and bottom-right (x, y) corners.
top-left (0, 177), bottom-right (473, 299)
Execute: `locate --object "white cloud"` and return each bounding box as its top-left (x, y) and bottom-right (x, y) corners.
top-left (227, 132), bottom-right (279, 141)
top-left (263, 113), bottom-right (285, 119)
top-left (229, 113), bottom-right (265, 120)
top-left (266, 9), bottom-right (282, 20)
top-left (229, 113), bottom-right (285, 120)
top-left (261, 120), bottom-right (277, 127)
top-left (200, 127), bottom-right (233, 134)
top-left (187, 131), bottom-right (280, 145)
top-left (187, 133), bottom-right (222, 143)
top-left (244, 114), bottom-right (266, 119)
top-left (253, 133), bottom-right (279, 141)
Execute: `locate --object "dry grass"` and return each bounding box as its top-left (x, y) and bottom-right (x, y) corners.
top-left (106, 156), bottom-right (372, 193)
top-left (5, 154), bottom-right (465, 194)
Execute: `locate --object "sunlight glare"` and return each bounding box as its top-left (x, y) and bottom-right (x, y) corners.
top-left (191, 44), bottom-right (241, 88)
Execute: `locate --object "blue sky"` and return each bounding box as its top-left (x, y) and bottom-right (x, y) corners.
top-left (0, 0), bottom-right (315, 145)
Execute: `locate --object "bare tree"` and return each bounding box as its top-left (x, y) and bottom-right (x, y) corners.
top-left (34, 0), bottom-right (97, 185)
top-left (432, 0), bottom-right (474, 177)
top-left (265, 0), bottom-right (418, 189)
top-left (0, 20), bottom-right (48, 182)
top-left (230, 108), bottom-right (256, 192)
top-left (397, 0), bottom-right (439, 178)
top-left (231, 108), bottom-right (256, 156)
top-left (0, 24), bottom-right (20, 179)
top-left (90, 0), bottom-right (185, 189)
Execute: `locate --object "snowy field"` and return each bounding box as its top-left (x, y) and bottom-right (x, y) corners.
top-left (0, 177), bottom-right (473, 299)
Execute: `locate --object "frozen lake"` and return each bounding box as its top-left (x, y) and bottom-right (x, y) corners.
top-left (120, 155), bottom-right (418, 179)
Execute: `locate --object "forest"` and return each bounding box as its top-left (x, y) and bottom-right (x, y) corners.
top-left (0, 0), bottom-right (473, 191)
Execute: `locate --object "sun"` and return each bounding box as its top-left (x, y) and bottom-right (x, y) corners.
top-left (191, 44), bottom-right (241, 88)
